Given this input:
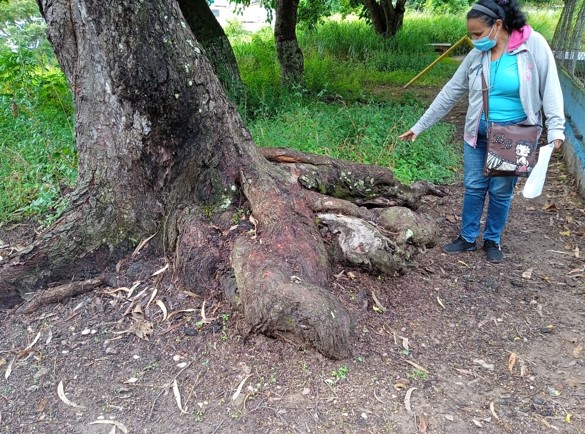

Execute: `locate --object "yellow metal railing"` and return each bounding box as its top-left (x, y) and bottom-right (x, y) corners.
top-left (403, 35), bottom-right (474, 89)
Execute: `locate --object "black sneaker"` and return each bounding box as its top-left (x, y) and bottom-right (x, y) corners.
top-left (442, 236), bottom-right (477, 253)
top-left (483, 240), bottom-right (503, 263)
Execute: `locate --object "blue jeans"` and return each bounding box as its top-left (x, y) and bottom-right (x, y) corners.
top-left (460, 118), bottom-right (523, 244)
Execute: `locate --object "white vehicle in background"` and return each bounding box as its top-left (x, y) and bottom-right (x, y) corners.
top-left (208, 0), bottom-right (273, 32)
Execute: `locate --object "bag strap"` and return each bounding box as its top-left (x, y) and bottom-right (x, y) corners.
top-left (481, 70), bottom-right (489, 123)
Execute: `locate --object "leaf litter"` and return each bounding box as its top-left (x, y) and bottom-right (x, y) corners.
top-left (2, 133), bottom-right (585, 433)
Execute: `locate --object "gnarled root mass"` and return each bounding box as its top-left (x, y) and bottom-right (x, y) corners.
top-left (1, 149), bottom-right (441, 359)
top-left (221, 151), bottom-right (440, 358)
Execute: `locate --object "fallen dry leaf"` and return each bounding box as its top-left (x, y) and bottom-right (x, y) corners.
top-left (23, 331), bottom-right (41, 352)
top-left (127, 281), bottom-right (141, 298)
top-left (35, 397), bottom-right (48, 413)
top-left (508, 352), bottom-right (517, 374)
top-left (156, 300), bottom-right (168, 321)
top-left (167, 308), bottom-right (198, 321)
top-left (232, 374), bottom-right (252, 402)
top-left (404, 359), bottom-right (429, 374)
top-left (399, 336), bottom-right (410, 351)
top-left (57, 381), bottom-right (86, 409)
top-left (547, 386), bottom-right (561, 397)
top-left (371, 291), bottom-right (387, 313)
top-left (131, 303), bottom-right (144, 319)
top-left (393, 382), bottom-right (408, 390)
top-left (404, 387), bottom-right (417, 416)
top-left (151, 263), bottom-right (169, 277)
top-left (146, 288), bottom-right (158, 309)
top-left (199, 300), bottom-right (217, 324)
top-left (473, 359), bottom-right (494, 370)
top-left (132, 232), bottom-right (157, 257)
top-left (543, 203), bottom-right (559, 212)
top-left (172, 380), bottom-right (188, 414)
top-left (520, 359), bottom-right (527, 377)
top-left (129, 318), bottom-right (153, 340)
top-left (489, 401), bottom-right (500, 420)
top-left (89, 420), bottom-right (129, 434)
top-left (4, 358), bottom-right (14, 380)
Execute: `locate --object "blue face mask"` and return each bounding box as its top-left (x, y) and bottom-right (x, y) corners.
top-left (472, 25), bottom-right (497, 51)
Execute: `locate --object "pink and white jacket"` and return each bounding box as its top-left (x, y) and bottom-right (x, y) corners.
top-left (411, 26), bottom-right (565, 147)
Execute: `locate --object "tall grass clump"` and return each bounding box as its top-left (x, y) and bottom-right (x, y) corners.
top-left (250, 100), bottom-right (460, 184)
top-left (0, 3), bottom-right (76, 224)
top-left (231, 14), bottom-right (466, 115)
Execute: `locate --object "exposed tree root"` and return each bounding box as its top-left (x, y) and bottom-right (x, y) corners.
top-left (317, 213), bottom-right (410, 276)
top-left (260, 147), bottom-right (446, 208)
top-left (232, 236), bottom-right (353, 359)
top-left (15, 278), bottom-right (103, 315)
top-left (8, 0), bottom-right (444, 359)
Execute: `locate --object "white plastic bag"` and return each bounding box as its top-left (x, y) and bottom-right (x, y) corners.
top-left (522, 144), bottom-right (554, 199)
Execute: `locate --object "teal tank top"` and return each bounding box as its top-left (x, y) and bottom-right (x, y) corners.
top-left (482, 51), bottom-right (526, 123)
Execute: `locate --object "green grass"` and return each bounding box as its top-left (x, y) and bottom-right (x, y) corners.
top-left (233, 16), bottom-right (465, 107)
top-left (250, 100), bottom-right (459, 184)
top-left (0, 47), bottom-right (76, 223)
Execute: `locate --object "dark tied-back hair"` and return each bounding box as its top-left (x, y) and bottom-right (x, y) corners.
top-left (467, 0), bottom-right (527, 31)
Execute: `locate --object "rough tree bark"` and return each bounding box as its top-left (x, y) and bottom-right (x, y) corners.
top-left (0, 0), bottom-right (440, 359)
top-left (178, 0), bottom-right (244, 102)
top-left (361, 0), bottom-right (407, 37)
top-left (274, 0), bottom-right (304, 84)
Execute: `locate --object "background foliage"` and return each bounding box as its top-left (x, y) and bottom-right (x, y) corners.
top-left (0, 0), bottom-right (561, 223)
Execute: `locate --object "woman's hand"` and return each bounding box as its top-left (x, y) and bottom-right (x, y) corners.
top-left (399, 130), bottom-right (417, 142)
top-left (553, 139), bottom-right (563, 150)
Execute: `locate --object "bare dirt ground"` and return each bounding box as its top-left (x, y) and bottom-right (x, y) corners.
top-left (1, 98), bottom-right (584, 434)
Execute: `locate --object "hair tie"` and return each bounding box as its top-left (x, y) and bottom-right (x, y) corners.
top-left (471, 3), bottom-right (500, 19)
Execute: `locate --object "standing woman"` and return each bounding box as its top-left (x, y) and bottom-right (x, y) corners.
top-left (399, 0), bottom-right (565, 263)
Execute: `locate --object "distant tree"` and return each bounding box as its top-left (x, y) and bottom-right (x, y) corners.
top-left (359, 0), bottom-right (407, 37)
top-left (297, 0), bottom-right (339, 30)
top-left (232, 0), bottom-right (304, 84)
top-left (274, 0), bottom-right (304, 84)
top-left (422, 0), bottom-right (470, 14)
top-left (0, 0), bottom-right (51, 51)
top-left (178, 0), bottom-right (244, 101)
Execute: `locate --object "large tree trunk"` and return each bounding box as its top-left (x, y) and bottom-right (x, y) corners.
top-left (178, 0), bottom-right (244, 102)
top-left (274, 0), bottom-right (304, 85)
top-left (361, 0), bottom-right (406, 37)
top-left (0, 0), bottom-right (440, 359)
